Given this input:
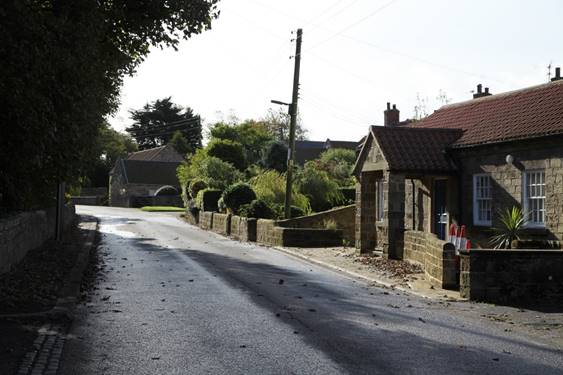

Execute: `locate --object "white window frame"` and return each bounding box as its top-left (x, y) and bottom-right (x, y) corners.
top-left (523, 170), bottom-right (546, 228)
top-left (375, 179), bottom-right (384, 221)
top-left (472, 174), bottom-right (492, 226)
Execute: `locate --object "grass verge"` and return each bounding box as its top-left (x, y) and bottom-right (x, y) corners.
top-left (140, 206), bottom-right (184, 212)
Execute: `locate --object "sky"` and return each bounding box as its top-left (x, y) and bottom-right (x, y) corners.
top-left (109, 0), bottom-right (563, 142)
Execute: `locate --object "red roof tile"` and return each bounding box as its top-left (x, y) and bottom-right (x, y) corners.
top-left (409, 80), bottom-right (563, 147)
top-left (370, 126), bottom-right (462, 172)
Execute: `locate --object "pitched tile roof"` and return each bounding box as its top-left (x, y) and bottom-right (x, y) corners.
top-left (409, 80), bottom-right (563, 147)
top-left (127, 145), bottom-right (184, 162)
top-left (370, 126), bottom-right (462, 172)
top-left (121, 160), bottom-right (180, 186)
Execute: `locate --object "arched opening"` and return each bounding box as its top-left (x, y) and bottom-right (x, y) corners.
top-left (154, 185), bottom-right (178, 196)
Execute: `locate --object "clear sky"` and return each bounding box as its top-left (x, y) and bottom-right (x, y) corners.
top-left (109, 0), bottom-right (563, 142)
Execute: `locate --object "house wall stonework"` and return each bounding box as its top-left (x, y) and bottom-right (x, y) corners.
top-left (456, 137), bottom-right (563, 247)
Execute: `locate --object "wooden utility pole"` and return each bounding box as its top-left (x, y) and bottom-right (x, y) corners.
top-left (284, 28), bottom-right (302, 219)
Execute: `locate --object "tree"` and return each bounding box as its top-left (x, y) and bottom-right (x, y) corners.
top-left (208, 120), bottom-right (274, 165)
top-left (127, 97), bottom-right (202, 151)
top-left (0, 1), bottom-right (218, 210)
top-left (85, 122), bottom-right (138, 187)
top-left (206, 139), bottom-right (247, 171)
top-left (168, 130), bottom-right (191, 156)
top-left (262, 108), bottom-right (308, 143)
top-left (295, 162), bottom-right (343, 212)
top-left (317, 148), bottom-right (356, 187)
top-left (177, 149), bottom-right (243, 193)
top-left (261, 141), bottom-right (288, 173)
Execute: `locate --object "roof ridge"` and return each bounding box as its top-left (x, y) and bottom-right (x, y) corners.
top-left (438, 79), bottom-right (563, 111)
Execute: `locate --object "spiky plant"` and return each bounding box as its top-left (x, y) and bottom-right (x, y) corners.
top-left (489, 206), bottom-right (526, 249)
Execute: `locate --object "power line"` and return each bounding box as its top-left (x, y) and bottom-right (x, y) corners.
top-left (304, 0), bottom-right (399, 53)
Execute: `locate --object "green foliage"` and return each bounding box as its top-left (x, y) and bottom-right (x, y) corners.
top-left (195, 189), bottom-right (222, 212)
top-left (127, 97), bottom-right (201, 151)
top-left (490, 206), bottom-right (526, 249)
top-left (316, 148), bottom-right (357, 187)
top-left (141, 206), bottom-right (184, 212)
top-left (0, 1), bottom-right (218, 210)
top-left (189, 179), bottom-right (208, 200)
top-left (323, 219), bottom-right (337, 230)
top-left (168, 130), bottom-right (191, 156)
top-left (250, 170), bottom-right (310, 215)
top-left (177, 149), bottom-right (243, 192)
top-left (222, 183), bottom-right (256, 214)
top-left (208, 120), bottom-right (274, 165)
top-left (295, 162), bottom-right (343, 212)
top-left (261, 141), bottom-right (288, 173)
top-left (206, 139), bottom-right (246, 170)
top-left (239, 199), bottom-right (275, 219)
top-left (217, 197), bottom-right (226, 213)
top-left (337, 187), bottom-right (356, 205)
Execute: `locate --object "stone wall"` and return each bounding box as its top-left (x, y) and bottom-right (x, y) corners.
top-left (279, 228), bottom-right (343, 247)
top-left (277, 205), bottom-right (355, 244)
top-left (256, 219), bottom-right (279, 245)
top-left (460, 249), bottom-right (563, 304)
top-left (456, 137), bottom-right (563, 247)
top-left (230, 216), bottom-right (257, 242)
top-left (199, 211), bottom-right (213, 230)
top-left (0, 205), bottom-right (76, 274)
top-left (211, 213), bottom-right (231, 236)
top-left (404, 230), bottom-right (457, 289)
top-left (184, 210), bottom-right (199, 226)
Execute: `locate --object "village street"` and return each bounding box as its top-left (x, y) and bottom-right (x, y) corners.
top-left (58, 206), bottom-right (563, 375)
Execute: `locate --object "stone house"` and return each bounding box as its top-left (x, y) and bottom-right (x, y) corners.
top-left (354, 71), bottom-right (563, 258)
top-left (109, 145), bottom-right (184, 207)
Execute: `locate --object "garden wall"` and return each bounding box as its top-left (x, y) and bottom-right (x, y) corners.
top-left (230, 216), bottom-right (257, 242)
top-left (211, 213), bottom-right (231, 236)
top-left (199, 211), bottom-right (213, 230)
top-left (403, 230), bottom-right (457, 289)
top-left (276, 205), bottom-right (355, 244)
top-left (459, 249), bottom-right (563, 304)
top-left (0, 205), bottom-right (76, 274)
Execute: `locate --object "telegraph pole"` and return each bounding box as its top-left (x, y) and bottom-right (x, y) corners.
top-left (284, 28), bottom-right (302, 219)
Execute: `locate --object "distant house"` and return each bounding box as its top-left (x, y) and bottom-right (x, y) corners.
top-left (354, 72), bottom-right (563, 257)
top-left (295, 138), bottom-right (359, 165)
top-left (109, 145), bottom-right (184, 207)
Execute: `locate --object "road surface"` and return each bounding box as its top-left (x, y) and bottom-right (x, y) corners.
top-left (59, 206), bottom-right (563, 374)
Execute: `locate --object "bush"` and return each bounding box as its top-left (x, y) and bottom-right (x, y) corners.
top-left (187, 199), bottom-right (200, 216)
top-left (239, 199), bottom-right (275, 219)
top-left (195, 188), bottom-right (222, 212)
top-left (261, 141), bottom-right (287, 173)
top-left (206, 139), bottom-right (246, 170)
top-left (270, 204), bottom-right (305, 219)
top-left (217, 197), bottom-right (226, 213)
top-left (177, 149), bottom-right (243, 192)
top-left (317, 148), bottom-right (357, 187)
top-left (189, 179), bottom-right (207, 199)
top-left (296, 162), bottom-right (343, 212)
top-left (250, 170), bottom-right (310, 215)
top-left (337, 187), bottom-right (356, 205)
top-left (222, 183), bottom-right (256, 214)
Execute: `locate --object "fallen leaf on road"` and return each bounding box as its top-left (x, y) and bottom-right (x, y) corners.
top-left (418, 317), bottom-right (426, 323)
top-left (151, 357), bottom-right (160, 360)
top-left (278, 279), bottom-right (284, 285)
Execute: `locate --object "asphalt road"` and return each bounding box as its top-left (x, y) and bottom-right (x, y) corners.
top-left (59, 206), bottom-right (563, 375)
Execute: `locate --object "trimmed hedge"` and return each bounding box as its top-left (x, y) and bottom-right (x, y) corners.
top-left (239, 199), bottom-right (275, 219)
top-left (196, 188), bottom-right (222, 212)
top-left (222, 183), bottom-right (256, 214)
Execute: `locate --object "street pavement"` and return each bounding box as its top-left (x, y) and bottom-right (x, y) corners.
top-left (59, 206), bottom-right (563, 375)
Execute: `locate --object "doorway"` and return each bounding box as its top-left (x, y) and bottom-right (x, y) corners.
top-left (433, 179), bottom-right (448, 240)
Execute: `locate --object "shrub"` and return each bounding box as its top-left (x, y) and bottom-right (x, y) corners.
top-left (195, 188), bottom-right (222, 212)
top-left (295, 162), bottom-right (343, 212)
top-left (323, 218), bottom-right (337, 230)
top-left (217, 197), bottom-right (226, 213)
top-left (222, 183), bottom-right (256, 214)
top-left (239, 199), bottom-right (275, 219)
top-left (177, 149), bottom-right (243, 192)
top-left (337, 187), bottom-right (356, 205)
top-left (189, 179), bottom-right (207, 199)
top-left (206, 139), bottom-right (246, 170)
top-left (289, 205), bottom-right (305, 218)
top-left (317, 148), bottom-right (357, 187)
top-left (261, 141), bottom-right (287, 173)
top-left (250, 170), bottom-right (310, 215)
top-left (490, 206), bottom-right (526, 249)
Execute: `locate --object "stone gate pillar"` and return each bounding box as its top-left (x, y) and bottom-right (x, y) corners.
top-left (384, 172), bottom-right (405, 259)
top-left (356, 172), bottom-right (377, 253)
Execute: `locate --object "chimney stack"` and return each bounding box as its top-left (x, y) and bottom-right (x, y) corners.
top-left (473, 84), bottom-right (492, 99)
top-left (384, 102), bottom-right (400, 127)
top-left (552, 67), bottom-right (562, 82)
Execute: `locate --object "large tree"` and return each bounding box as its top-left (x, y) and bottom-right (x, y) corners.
top-left (127, 97), bottom-right (202, 151)
top-left (0, 0), bottom-right (218, 210)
